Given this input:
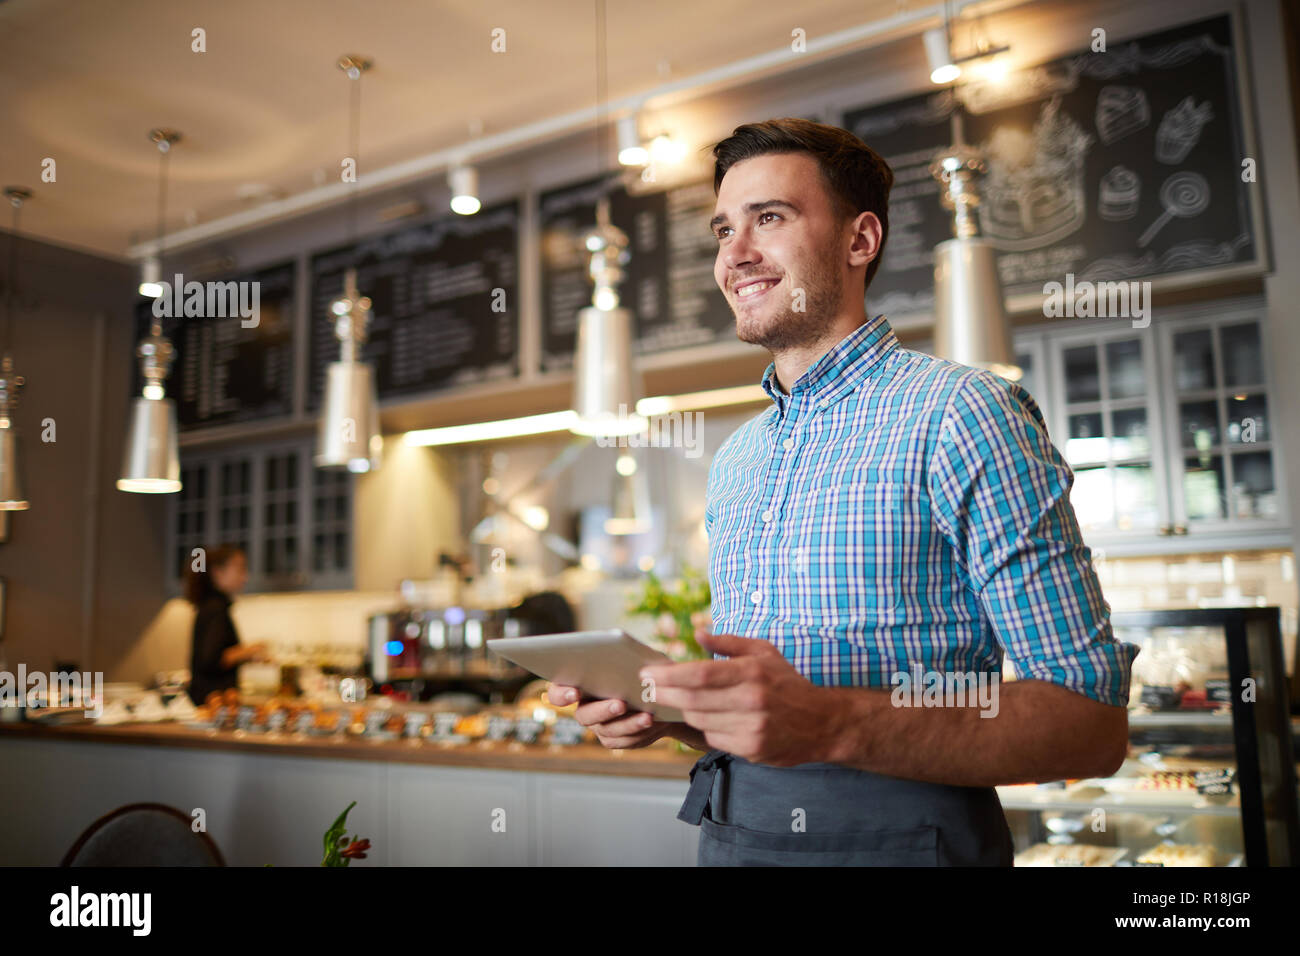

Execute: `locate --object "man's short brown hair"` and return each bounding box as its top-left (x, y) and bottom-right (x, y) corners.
top-left (711, 118), bottom-right (894, 294)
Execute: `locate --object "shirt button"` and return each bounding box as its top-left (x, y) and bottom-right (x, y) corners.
top-left (782, 438), bottom-right (794, 451)
top-left (762, 510), bottom-right (773, 522)
top-left (750, 590), bottom-right (762, 604)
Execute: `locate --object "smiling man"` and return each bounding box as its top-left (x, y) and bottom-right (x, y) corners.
top-left (549, 117), bottom-right (1138, 866)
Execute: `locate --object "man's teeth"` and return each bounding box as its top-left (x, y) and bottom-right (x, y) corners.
top-left (738, 280), bottom-right (777, 297)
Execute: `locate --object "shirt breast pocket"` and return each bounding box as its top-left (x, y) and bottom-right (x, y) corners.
top-left (787, 481), bottom-right (930, 621)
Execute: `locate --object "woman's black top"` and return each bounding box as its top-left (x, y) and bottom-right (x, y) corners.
top-left (188, 593), bottom-right (241, 705)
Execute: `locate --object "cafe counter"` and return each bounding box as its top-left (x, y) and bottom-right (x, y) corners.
top-left (0, 720), bottom-right (701, 866)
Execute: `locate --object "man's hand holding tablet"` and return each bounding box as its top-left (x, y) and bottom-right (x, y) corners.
top-left (545, 685), bottom-right (707, 750)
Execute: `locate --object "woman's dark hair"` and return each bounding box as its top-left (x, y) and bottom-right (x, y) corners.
top-left (711, 117), bottom-right (894, 293)
top-left (183, 544), bottom-right (245, 606)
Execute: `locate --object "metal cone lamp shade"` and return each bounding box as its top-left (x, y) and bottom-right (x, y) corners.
top-left (572, 305), bottom-right (645, 437)
top-left (0, 189), bottom-right (32, 509)
top-left (930, 147), bottom-right (1021, 381)
top-left (570, 197), bottom-right (646, 437)
top-left (605, 459), bottom-right (650, 536)
top-left (316, 359), bottom-right (382, 472)
top-left (118, 396), bottom-right (181, 492)
top-left (0, 357), bottom-right (28, 510)
top-left (0, 426), bottom-right (26, 510)
top-left (118, 324), bottom-right (181, 492)
top-left (933, 238), bottom-right (1020, 380)
top-left (316, 268), bottom-right (382, 472)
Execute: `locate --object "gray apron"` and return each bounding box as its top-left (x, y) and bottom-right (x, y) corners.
top-left (678, 750), bottom-right (1015, 866)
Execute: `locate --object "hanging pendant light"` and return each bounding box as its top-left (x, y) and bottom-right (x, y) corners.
top-left (572, 3), bottom-right (645, 439)
top-left (119, 129), bottom-right (183, 493)
top-left (570, 196), bottom-right (646, 437)
top-left (929, 134), bottom-right (1021, 381)
top-left (0, 188), bottom-right (32, 511)
top-left (605, 450), bottom-right (650, 535)
top-left (316, 266), bottom-right (381, 472)
top-left (117, 322), bottom-right (181, 493)
top-left (316, 54), bottom-right (381, 472)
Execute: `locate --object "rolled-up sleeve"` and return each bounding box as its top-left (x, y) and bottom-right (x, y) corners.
top-left (928, 370), bottom-right (1139, 707)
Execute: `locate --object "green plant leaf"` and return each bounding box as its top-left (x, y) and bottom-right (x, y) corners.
top-left (322, 800), bottom-right (357, 867)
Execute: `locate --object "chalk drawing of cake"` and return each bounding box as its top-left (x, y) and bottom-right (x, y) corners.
top-left (1155, 96), bottom-right (1214, 164)
top-left (1094, 86), bottom-right (1150, 145)
top-left (979, 98), bottom-right (1094, 252)
top-left (1099, 165), bottom-right (1141, 221)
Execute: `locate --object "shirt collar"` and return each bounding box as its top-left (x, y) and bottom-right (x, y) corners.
top-left (759, 313), bottom-right (898, 412)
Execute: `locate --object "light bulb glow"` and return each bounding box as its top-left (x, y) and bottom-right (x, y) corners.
top-left (521, 505), bottom-right (549, 531)
top-left (930, 64), bottom-right (961, 84)
top-left (450, 194), bottom-right (481, 215)
top-left (115, 478), bottom-right (182, 494)
top-left (619, 145), bottom-right (648, 166)
top-left (649, 134), bottom-right (685, 164)
top-left (449, 165), bottom-right (480, 215)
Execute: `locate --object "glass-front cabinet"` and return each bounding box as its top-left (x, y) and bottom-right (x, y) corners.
top-left (166, 438), bottom-right (354, 593)
top-left (1047, 328), bottom-right (1168, 540)
top-left (1161, 314), bottom-right (1284, 535)
top-left (1000, 607), bottom-right (1299, 866)
top-left (1020, 297), bottom-right (1288, 554)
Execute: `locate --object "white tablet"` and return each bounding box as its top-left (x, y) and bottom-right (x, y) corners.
top-left (487, 629), bottom-right (684, 722)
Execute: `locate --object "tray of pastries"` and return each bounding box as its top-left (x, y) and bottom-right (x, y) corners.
top-left (1015, 842), bottom-right (1128, 867)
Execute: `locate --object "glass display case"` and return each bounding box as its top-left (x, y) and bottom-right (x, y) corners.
top-left (1000, 607), bottom-right (1299, 866)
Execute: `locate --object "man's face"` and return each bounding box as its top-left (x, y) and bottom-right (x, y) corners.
top-left (711, 152), bottom-right (849, 352)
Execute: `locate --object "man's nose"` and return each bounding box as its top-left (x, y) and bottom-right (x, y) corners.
top-left (723, 228), bottom-right (760, 271)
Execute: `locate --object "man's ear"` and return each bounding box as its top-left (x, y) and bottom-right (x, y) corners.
top-left (847, 210), bottom-right (883, 269)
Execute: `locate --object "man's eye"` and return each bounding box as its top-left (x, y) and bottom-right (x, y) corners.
top-left (758, 211), bottom-right (781, 225)
top-left (714, 226), bottom-right (730, 240)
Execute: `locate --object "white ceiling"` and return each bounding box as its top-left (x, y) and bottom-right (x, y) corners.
top-left (0, 0), bottom-right (936, 261)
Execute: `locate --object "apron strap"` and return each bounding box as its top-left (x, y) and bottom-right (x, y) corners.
top-left (676, 749), bottom-right (731, 826)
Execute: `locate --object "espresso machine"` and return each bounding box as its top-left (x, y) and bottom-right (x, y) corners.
top-left (364, 590), bottom-right (575, 702)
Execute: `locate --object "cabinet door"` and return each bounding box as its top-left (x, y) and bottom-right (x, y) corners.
top-left (1159, 313), bottom-right (1289, 537)
top-left (1047, 327), bottom-right (1169, 541)
top-left (216, 457), bottom-right (253, 561)
top-left (309, 465), bottom-right (354, 590)
top-left (1012, 334), bottom-right (1052, 432)
top-left (258, 448), bottom-right (304, 589)
top-left (168, 460), bottom-right (213, 592)
top-left (169, 439), bottom-right (355, 593)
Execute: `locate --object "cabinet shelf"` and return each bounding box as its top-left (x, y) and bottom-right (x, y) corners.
top-left (997, 788), bottom-right (1242, 818)
top-left (1127, 712), bottom-right (1233, 729)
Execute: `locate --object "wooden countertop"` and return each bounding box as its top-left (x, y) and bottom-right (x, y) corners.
top-left (0, 720), bottom-right (701, 780)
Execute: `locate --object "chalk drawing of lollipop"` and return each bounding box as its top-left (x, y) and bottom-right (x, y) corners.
top-left (1138, 171), bottom-right (1210, 248)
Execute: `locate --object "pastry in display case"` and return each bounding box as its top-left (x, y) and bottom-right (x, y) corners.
top-left (999, 607), bottom-right (1299, 866)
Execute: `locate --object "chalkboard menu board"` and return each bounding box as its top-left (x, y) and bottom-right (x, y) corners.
top-left (132, 260), bottom-right (296, 430)
top-left (539, 174), bottom-right (733, 370)
top-left (307, 200), bottom-right (520, 407)
top-left (842, 14), bottom-right (1258, 319)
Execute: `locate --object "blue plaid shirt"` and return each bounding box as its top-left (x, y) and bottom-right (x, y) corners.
top-left (706, 314), bottom-right (1138, 707)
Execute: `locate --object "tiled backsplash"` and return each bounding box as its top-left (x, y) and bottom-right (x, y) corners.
top-left (1095, 549), bottom-right (1297, 673)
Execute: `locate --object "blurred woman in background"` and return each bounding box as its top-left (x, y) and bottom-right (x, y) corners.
top-left (185, 545), bottom-right (268, 704)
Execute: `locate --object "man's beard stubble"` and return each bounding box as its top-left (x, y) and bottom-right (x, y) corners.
top-left (733, 243), bottom-right (843, 353)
